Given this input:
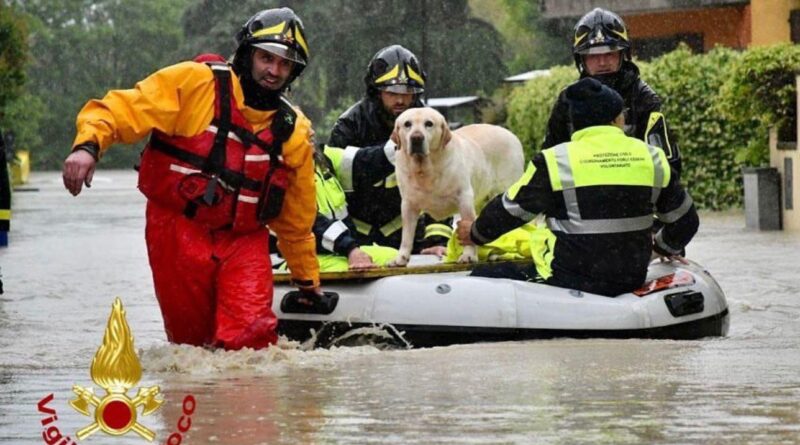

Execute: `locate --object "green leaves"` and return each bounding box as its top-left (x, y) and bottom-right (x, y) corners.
top-left (0, 4), bottom-right (28, 114)
top-left (719, 43), bottom-right (800, 166)
top-left (13, 0), bottom-right (510, 168)
top-left (8, 0), bottom-right (191, 168)
top-left (642, 45), bottom-right (749, 210)
top-left (181, 0), bottom-right (508, 141)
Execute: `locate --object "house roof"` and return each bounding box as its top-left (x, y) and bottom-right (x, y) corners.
top-left (504, 70), bottom-right (551, 83)
top-left (425, 96), bottom-right (481, 108)
top-left (540, 0), bottom-right (749, 19)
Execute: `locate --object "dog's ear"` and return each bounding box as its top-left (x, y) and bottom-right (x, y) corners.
top-left (391, 124), bottom-right (401, 150)
top-left (441, 121), bottom-right (452, 147)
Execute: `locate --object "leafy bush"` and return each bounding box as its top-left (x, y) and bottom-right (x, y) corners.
top-left (0, 5), bottom-right (28, 115)
top-left (642, 46), bottom-right (749, 210)
top-left (718, 43), bottom-right (800, 166)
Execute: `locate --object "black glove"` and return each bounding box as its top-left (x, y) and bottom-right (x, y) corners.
top-left (72, 142), bottom-right (100, 162)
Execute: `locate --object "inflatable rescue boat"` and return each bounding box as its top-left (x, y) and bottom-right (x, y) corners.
top-left (273, 258), bottom-right (729, 348)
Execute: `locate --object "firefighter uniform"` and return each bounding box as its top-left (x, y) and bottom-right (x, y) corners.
top-left (311, 144), bottom-right (397, 271)
top-left (320, 143), bottom-right (450, 252)
top-left (470, 125), bottom-right (698, 296)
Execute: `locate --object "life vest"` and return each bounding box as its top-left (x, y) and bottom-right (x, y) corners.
top-left (444, 224), bottom-right (536, 263)
top-left (137, 57), bottom-right (296, 233)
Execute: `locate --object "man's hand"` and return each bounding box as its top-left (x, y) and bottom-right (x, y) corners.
top-left (420, 245), bottom-right (447, 257)
top-left (651, 235), bottom-right (689, 265)
top-left (456, 219), bottom-right (475, 246)
top-left (63, 150), bottom-right (97, 196)
top-left (295, 284), bottom-right (324, 305)
top-left (347, 248), bottom-right (376, 270)
top-left (297, 284), bottom-right (323, 295)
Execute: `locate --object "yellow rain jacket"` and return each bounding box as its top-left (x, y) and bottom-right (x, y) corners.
top-left (73, 61), bottom-right (320, 286)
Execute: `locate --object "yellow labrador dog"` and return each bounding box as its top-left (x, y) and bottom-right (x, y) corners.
top-left (388, 107), bottom-right (524, 266)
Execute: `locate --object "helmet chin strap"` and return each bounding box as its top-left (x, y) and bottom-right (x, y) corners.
top-left (239, 73), bottom-right (282, 110)
top-left (591, 71), bottom-right (620, 87)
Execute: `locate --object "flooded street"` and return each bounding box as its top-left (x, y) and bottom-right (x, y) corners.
top-left (2, 170), bottom-right (799, 444)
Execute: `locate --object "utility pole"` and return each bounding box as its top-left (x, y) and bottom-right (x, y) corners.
top-left (420, 0), bottom-right (428, 98)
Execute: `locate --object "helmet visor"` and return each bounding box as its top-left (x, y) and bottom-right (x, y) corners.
top-left (379, 84), bottom-right (424, 94)
top-left (252, 42), bottom-right (305, 65)
top-left (577, 45), bottom-right (624, 55)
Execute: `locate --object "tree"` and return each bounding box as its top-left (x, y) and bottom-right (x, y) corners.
top-left (0, 3), bottom-right (28, 119)
top-left (12, 0), bottom-right (190, 168)
top-left (13, 0), bottom-right (509, 167)
top-left (469, 0), bottom-right (571, 74)
top-left (180, 0), bottom-right (507, 139)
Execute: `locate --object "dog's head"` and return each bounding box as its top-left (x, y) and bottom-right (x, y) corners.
top-left (391, 107), bottom-right (452, 159)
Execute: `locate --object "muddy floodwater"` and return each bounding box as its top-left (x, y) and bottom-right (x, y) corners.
top-left (1, 171), bottom-right (799, 444)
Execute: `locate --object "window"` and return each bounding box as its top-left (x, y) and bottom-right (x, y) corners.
top-left (791, 9), bottom-right (800, 43)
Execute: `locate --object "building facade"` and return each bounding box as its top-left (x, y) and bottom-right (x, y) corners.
top-left (541, 0), bottom-right (800, 59)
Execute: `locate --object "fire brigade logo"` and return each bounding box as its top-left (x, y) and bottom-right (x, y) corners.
top-left (69, 297), bottom-right (163, 441)
top-left (397, 67), bottom-right (409, 83)
top-left (589, 29), bottom-right (605, 45)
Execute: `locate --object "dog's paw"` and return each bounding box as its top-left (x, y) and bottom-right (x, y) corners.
top-left (388, 254), bottom-right (410, 267)
top-left (457, 252), bottom-right (478, 264)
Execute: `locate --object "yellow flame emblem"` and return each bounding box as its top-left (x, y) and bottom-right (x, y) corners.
top-left (574, 31), bottom-right (588, 47)
top-left (252, 21), bottom-right (286, 39)
top-left (406, 65), bottom-right (424, 86)
top-left (69, 298), bottom-right (163, 441)
top-left (611, 27), bottom-right (629, 42)
top-left (375, 64), bottom-right (400, 84)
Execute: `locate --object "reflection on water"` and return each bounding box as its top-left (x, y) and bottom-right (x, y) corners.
top-left (1, 171), bottom-right (799, 444)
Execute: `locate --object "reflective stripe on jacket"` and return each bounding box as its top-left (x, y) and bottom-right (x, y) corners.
top-left (313, 155), bottom-right (357, 256)
top-left (472, 125), bottom-right (697, 296)
top-left (540, 130), bottom-right (670, 235)
top-left (542, 61), bottom-right (681, 175)
top-left (324, 143), bottom-right (451, 249)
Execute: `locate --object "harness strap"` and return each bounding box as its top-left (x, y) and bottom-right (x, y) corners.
top-left (220, 120), bottom-right (272, 152)
top-left (149, 137), bottom-right (261, 191)
top-left (198, 65), bottom-right (232, 210)
top-left (257, 96), bottom-right (297, 221)
top-left (148, 61), bottom-right (298, 222)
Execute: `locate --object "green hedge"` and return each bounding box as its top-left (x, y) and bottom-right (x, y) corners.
top-left (505, 44), bottom-right (800, 210)
top-left (719, 43), bottom-right (800, 165)
top-left (641, 46), bottom-right (748, 210)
